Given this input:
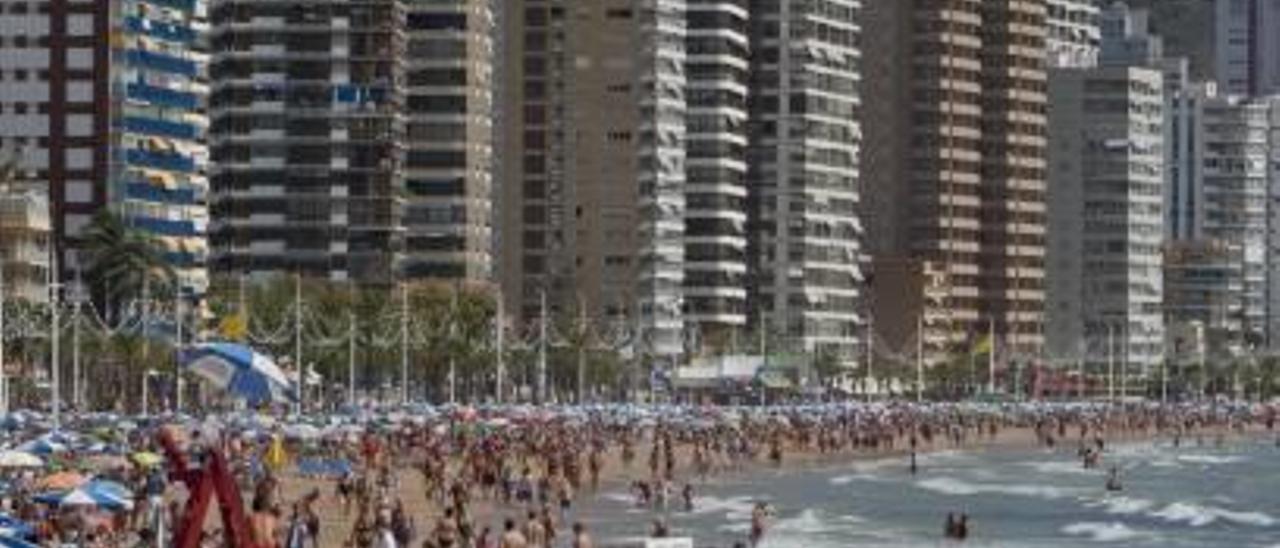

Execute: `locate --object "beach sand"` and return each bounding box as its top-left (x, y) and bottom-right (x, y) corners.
top-left (270, 421), bottom-right (1266, 547)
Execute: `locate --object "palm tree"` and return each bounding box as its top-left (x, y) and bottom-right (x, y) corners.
top-left (80, 210), bottom-right (175, 319)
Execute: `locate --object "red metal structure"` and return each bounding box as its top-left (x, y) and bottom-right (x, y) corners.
top-left (159, 429), bottom-right (263, 548)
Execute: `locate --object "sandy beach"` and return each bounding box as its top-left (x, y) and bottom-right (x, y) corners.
top-left (273, 418), bottom-right (1268, 547)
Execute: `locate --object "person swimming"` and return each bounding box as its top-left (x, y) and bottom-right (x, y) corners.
top-left (1105, 466), bottom-right (1123, 492)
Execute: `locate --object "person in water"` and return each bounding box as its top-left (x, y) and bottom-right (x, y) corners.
top-left (1106, 466), bottom-right (1123, 492)
top-left (944, 513), bottom-right (970, 541)
top-left (749, 502), bottom-right (771, 547)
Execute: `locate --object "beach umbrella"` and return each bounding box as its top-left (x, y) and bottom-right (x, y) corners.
top-left (36, 471), bottom-right (86, 491)
top-left (0, 451), bottom-right (41, 469)
top-left (15, 437), bottom-right (68, 456)
top-left (82, 454), bottom-right (130, 472)
top-left (0, 514), bottom-right (33, 540)
top-left (0, 535), bottom-right (38, 548)
top-left (130, 452), bottom-right (163, 468)
top-left (34, 480), bottom-right (133, 511)
top-left (181, 343), bottom-right (297, 405)
top-left (283, 423), bottom-right (321, 440)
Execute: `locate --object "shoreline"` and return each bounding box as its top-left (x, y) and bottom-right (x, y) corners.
top-left (276, 421), bottom-right (1275, 547)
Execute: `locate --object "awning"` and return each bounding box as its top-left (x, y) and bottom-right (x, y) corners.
top-left (144, 170), bottom-right (176, 188)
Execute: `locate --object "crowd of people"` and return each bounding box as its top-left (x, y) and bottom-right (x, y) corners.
top-left (0, 401), bottom-right (1273, 547)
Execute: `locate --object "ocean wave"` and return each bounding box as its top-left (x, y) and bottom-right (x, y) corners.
top-left (1082, 495), bottom-right (1155, 515)
top-left (1024, 460), bottom-right (1098, 476)
top-left (1175, 454), bottom-right (1244, 465)
top-left (1149, 501), bottom-right (1277, 527)
top-left (915, 476), bottom-right (1083, 499)
top-left (690, 494), bottom-right (763, 521)
top-left (1061, 521), bottom-right (1150, 542)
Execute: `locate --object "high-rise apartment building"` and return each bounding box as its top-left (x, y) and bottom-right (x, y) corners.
top-left (208, 0), bottom-right (404, 284)
top-left (1166, 86), bottom-right (1272, 353)
top-left (0, 0), bottom-right (210, 293)
top-left (498, 0), bottom-right (862, 361)
top-left (864, 0), bottom-right (1049, 362)
top-left (747, 0), bottom-right (864, 362)
top-left (1216, 0), bottom-right (1280, 96)
top-left (0, 184), bottom-right (50, 303)
top-left (498, 1), bottom-right (691, 358)
top-left (1165, 239), bottom-right (1246, 360)
top-left (1267, 99), bottom-right (1280, 349)
top-left (402, 0), bottom-right (494, 281)
top-left (683, 0), bottom-right (749, 344)
top-left (1046, 65), bottom-right (1165, 373)
top-left (1047, 0), bottom-right (1100, 68)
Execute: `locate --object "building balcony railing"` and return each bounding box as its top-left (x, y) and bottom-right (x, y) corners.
top-left (125, 49), bottom-right (197, 77)
top-left (123, 116), bottom-right (200, 141)
top-left (126, 82), bottom-right (198, 110)
top-left (125, 16), bottom-right (197, 43)
top-left (128, 215), bottom-right (204, 237)
top-left (141, 0), bottom-right (196, 13)
top-left (125, 182), bottom-right (201, 205)
top-left (125, 148), bottom-right (197, 173)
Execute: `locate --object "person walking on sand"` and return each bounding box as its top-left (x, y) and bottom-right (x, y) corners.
top-left (570, 522), bottom-right (593, 548)
top-left (498, 519), bottom-right (526, 548)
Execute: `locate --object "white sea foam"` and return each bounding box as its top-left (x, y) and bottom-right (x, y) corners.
top-left (915, 476), bottom-right (1082, 499)
top-left (1025, 460), bottom-right (1098, 476)
top-left (1175, 454), bottom-right (1244, 465)
top-left (828, 474), bottom-right (855, 485)
top-left (1149, 501), bottom-right (1277, 527)
top-left (1082, 495), bottom-right (1155, 515)
top-left (772, 508), bottom-right (844, 535)
top-left (690, 494), bottom-right (762, 521)
top-left (1061, 521), bottom-right (1150, 542)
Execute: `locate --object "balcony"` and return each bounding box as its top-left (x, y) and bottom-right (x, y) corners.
top-left (125, 50), bottom-right (197, 77)
top-left (126, 82), bottom-right (198, 110)
top-left (125, 149), bottom-right (196, 173)
top-left (125, 16), bottom-right (196, 43)
top-left (123, 116), bottom-right (199, 141)
top-left (143, 0), bottom-right (195, 12)
top-left (125, 182), bottom-right (200, 205)
top-left (129, 215), bottom-right (203, 237)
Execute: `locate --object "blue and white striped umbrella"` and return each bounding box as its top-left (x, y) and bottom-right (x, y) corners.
top-left (0, 535), bottom-right (38, 548)
top-left (0, 514), bottom-right (33, 541)
top-left (34, 480), bottom-right (134, 511)
top-left (181, 343), bottom-right (296, 405)
top-left (15, 431), bottom-right (75, 455)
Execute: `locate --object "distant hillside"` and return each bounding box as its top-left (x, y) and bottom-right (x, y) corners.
top-left (1128, 0), bottom-right (1217, 80)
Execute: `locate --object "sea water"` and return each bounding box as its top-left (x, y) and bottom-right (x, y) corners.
top-left (574, 438), bottom-right (1280, 547)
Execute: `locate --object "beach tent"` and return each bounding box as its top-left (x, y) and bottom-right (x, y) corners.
top-left (181, 342), bottom-right (297, 405)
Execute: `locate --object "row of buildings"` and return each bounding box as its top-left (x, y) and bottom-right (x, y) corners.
top-left (3, 0), bottom-right (1280, 375)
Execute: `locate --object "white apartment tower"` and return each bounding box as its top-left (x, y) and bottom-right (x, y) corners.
top-left (748, 0), bottom-right (864, 362)
top-left (1047, 65), bottom-right (1166, 375)
top-left (401, 0), bottom-right (495, 282)
top-left (683, 0), bottom-right (750, 344)
top-left (1047, 0), bottom-right (1101, 68)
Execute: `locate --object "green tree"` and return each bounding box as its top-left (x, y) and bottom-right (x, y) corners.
top-left (80, 211), bottom-right (175, 320)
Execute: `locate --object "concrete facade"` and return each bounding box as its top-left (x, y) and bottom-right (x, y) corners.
top-left (208, 0), bottom-right (405, 284)
top-left (0, 0), bottom-right (211, 293)
top-left (864, 0), bottom-right (1048, 363)
top-left (1216, 0), bottom-right (1280, 96)
top-left (747, 0), bottom-right (864, 363)
top-left (401, 0), bottom-right (495, 282)
top-left (1047, 65), bottom-right (1165, 373)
